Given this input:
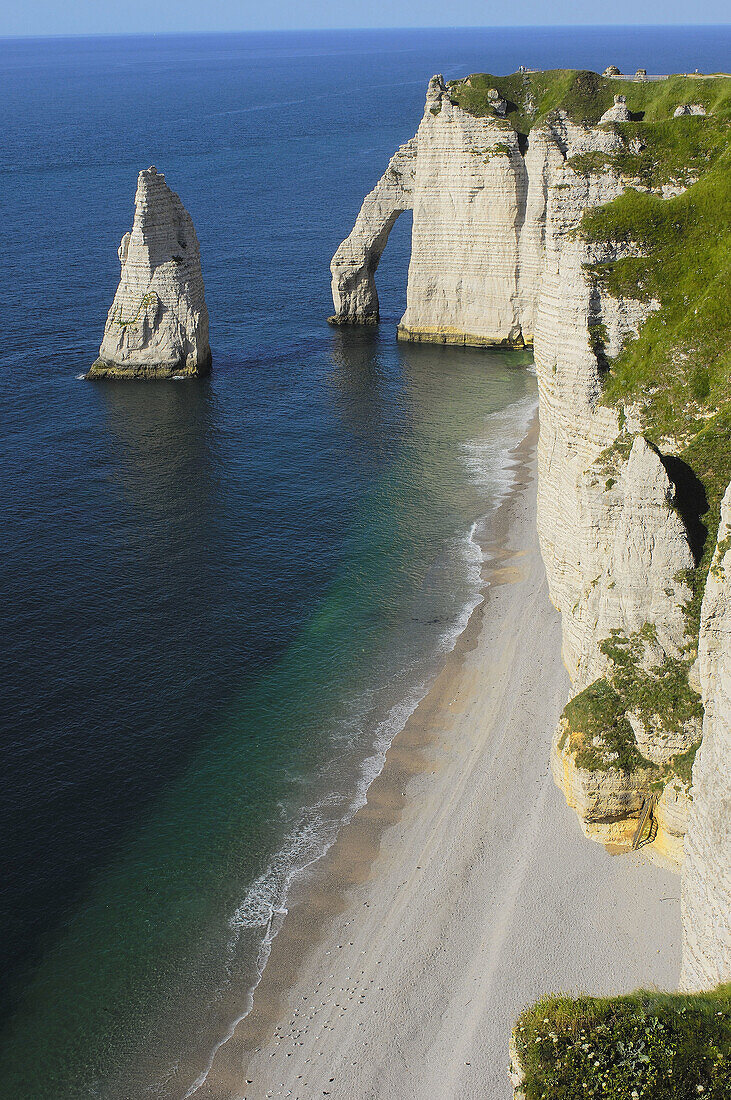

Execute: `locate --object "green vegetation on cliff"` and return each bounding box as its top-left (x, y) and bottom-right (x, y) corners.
top-left (581, 138), bottom-right (731, 640)
top-left (513, 986), bottom-right (731, 1100)
top-left (448, 68), bottom-right (731, 135)
top-left (561, 678), bottom-right (646, 773)
top-left (560, 626), bottom-right (703, 783)
top-left (599, 628), bottom-right (704, 735)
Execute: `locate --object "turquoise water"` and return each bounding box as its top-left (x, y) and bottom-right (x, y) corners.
top-left (2, 24), bottom-right (729, 1100)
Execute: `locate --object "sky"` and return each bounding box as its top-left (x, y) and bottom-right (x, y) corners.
top-left (0, 0), bottom-right (729, 38)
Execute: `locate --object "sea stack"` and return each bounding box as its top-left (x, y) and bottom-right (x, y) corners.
top-left (88, 167), bottom-right (211, 380)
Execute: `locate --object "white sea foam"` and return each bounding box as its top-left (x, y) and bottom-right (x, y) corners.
top-left (461, 392), bottom-right (537, 500)
top-left (183, 682), bottom-right (431, 1098)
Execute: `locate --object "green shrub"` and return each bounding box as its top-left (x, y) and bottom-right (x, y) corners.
top-left (514, 986), bottom-right (731, 1100)
top-left (562, 679), bottom-right (648, 772)
top-left (599, 629), bottom-right (703, 737)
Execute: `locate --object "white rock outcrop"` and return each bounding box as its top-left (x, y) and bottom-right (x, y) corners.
top-left (681, 482), bottom-right (731, 990)
top-left (90, 167), bottom-right (211, 379)
top-left (329, 139), bottom-right (416, 325)
top-left (331, 75), bottom-right (545, 345)
top-left (674, 103), bottom-right (707, 117)
top-left (599, 95), bottom-right (631, 123)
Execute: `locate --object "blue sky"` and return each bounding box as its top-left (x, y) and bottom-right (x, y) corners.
top-left (0, 0), bottom-right (728, 37)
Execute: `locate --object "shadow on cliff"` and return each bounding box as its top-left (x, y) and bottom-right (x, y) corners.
top-left (659, 451), bottom-right (709, 565)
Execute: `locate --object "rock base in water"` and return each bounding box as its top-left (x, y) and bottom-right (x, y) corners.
top-left (396, 323), bottom-right (532, 348)
top-left (87, 350), bottom-right (212, 381)
top-left (90, 167), bottom-right (211, 381)
top-left (326, 312), bottom-right (379, 327)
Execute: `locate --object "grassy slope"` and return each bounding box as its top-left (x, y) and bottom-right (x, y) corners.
top-left (514, 986), bottom-right (731, 1100)
top-left (449, 68), bottom-right (731, 133)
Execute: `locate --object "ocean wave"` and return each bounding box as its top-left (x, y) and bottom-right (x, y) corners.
top-left (461, 392), bottom-right (537, 499)
top-left (183, 681), bottom-right (432, 1098)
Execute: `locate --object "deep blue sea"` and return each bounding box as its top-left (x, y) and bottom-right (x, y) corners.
top-left (1, 24), bottom-right (729, 1100)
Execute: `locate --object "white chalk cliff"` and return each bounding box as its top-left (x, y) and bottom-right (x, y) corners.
top-left (329, 140), bottom-right (416, 325)
top-left (333, 72), bottom-right (730, 990)
top-left (681, 482), bottom-right (731, 990)
top-left (90, 167), bottom-right (211, 379)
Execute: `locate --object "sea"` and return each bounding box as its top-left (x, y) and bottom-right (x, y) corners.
top-left (1, 24), bottom-right (728, 1099)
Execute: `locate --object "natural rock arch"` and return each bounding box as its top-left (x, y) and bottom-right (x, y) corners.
top-left (328, 138), bottom-right (416, 326)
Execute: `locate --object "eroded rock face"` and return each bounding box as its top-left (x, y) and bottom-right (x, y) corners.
top-left (564, 437), bottom-right (694, 687)
top-left (328, 139), bottom-right (416, 325)
top-left (330, 75), bottom-right (550, 345)
top-left (681, 483), bottom-right (731, 990)
top-left (551, 727), bottom-right (655, 847)
top-left (399, 76), bottom-right (536, 346)
top-left (674, 103), bottom-right (707, 117)
top-left (599, 95), bottom-right (631, 123)
top-left (89, 167), bottom-right (211, 380)
top-left (333, 74), bottom-right (702, 864)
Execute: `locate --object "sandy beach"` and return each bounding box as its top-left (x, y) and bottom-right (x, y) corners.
top-left (195, 418), bottom-right (682, 1100)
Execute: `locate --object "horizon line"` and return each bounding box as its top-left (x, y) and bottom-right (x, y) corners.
top-left (2, 22), bottom-right (730, 43)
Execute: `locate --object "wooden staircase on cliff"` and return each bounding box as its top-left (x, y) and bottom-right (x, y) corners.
top-left (632, 792), bottom-right (659, 850)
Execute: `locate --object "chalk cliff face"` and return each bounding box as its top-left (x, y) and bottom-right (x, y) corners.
top-left (398, 76), bottom-right (534, 346)
top-left (329, 139), bottom-right (416, 325)
top-left (335, 70), bottom-right (730, 985)
top-left (332, 76), bottom-right (543, 344)
top-left (332, 76), bottom-right (698, 774)
top-left (681, 483), bottom-right (731, 990)
top-left (89, 167), bottom-right (211, 380)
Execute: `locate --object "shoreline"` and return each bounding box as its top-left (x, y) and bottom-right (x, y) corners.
top-left (193, 416), bottom-right (681, 1100)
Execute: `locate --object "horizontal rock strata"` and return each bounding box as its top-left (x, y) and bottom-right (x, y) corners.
top-left (681, 482), bottom-right (731, 990)
top-left (89, 167), bottom-right (211, 380)
top-left (337, 70), bottom-right (729, 986)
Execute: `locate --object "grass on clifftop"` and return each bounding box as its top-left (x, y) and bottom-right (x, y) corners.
top-left (448, 69), bottom-right (731, 135)
top-left (514, 986), bottom-right (731, 1100)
